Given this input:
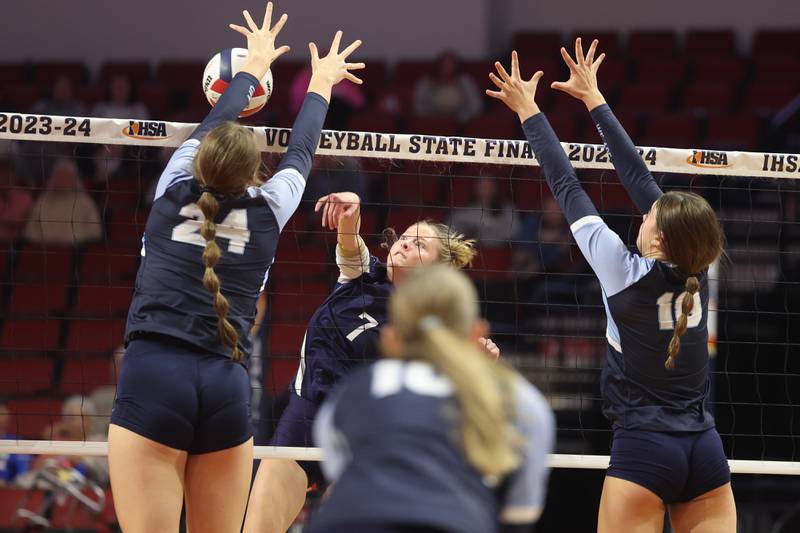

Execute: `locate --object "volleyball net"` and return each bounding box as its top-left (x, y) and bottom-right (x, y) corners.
top-left (0, 112), bottom-right (799, 478)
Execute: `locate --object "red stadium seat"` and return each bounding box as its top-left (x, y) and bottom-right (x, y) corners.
top-left (469, 247), bottom-right (513, 281)
top-left (643, 113), bottom-right (698, 148)
top-left (268, 286), bottom-right (329, 323)
top-left (511, 32), bottom-right (563, 57)
top-left (267, 322), bottom-right (306, 356)
top-left (155, 60), bottom-right (204, 90)
top-left (680, 82), bottom-right (735, 113)
top-left (464, 113), bottom-right (519, 140)
top-left (138, 83), bottom-right (169, 118)
top-left (635, 59), bottom-right (686, 86)
top-left (32, 61), bottom-right (88, 85)
top-left (685, 30), bottom-right (737, 57)
top-left (616, 83), bottom-right (674, 113)
top-left (0, 319), bottom-right (62, 353)
top-left (72, 284), bottom-right (134, 318)
top-left (691, 57), bottom-right (746, 85)
top-left (64, 319), bottom-right (126, 355)
top-left (0, 63), bottom-right (28, 84)
top-left (406, 116), bottom-right (460, 137)
top-left (6, 398), bottom-right (63, 439)
top-left (741, 83), bottom-right (798, 114)
top-left (705, 114), bottom-right (761, 150)
top-left (0, 357), bottom-right (53, 394)
top-left (569, 30), bottom-right (622, 56)
top-left (627, 30), bottom-right (678, 58)
top-left (346, 112), bottom-right (398, 133)
top-left (753, 29), bottom-right (800, 58)
top-left (753, 57), bottom-right (800, 84)
top-left (593, 57), bottom-right (627, 93)
top-left (358, 61), bottom-right (388, 94)
top-left (387, 172), bottom-right (441, 206)
top-left (547, 113), bottom-right (580, 142)
top-left (13, 246), bottom-right (76, 283)
top-left (59, 356), bottom-right (113, 394)
top-left (511, 177), bottom-right (545, 212)
top-left (2, 83), bottom-right (41, 112)
top-left (394, 60), bottom-right (434, 88)
top-left (99, 61), bottom-right (151, 85)
top-left (7, 283), bottom-right (68, 317)
top-left (78, 244), bottom-right (140, 284)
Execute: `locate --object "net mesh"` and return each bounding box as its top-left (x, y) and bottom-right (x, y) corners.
top-left (1, 115), bottom-right (799, 466)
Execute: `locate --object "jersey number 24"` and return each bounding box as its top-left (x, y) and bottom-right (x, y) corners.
top-left (171, 203), bottom-right (251, 254)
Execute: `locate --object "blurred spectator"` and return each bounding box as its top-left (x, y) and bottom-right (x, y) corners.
top-left (448, 176), bottom-right (519, 246)
top-left (0, 400), bottom-right (33, 486)
top-left (413, 51), bottom-right (482, 123)
top-left (90, 74), bottom-right (151, 182)
top-left (290, 68), bottom-right (365, 130)
top-left (0, 169), bottom-right (34, 243)
top-left (513, 195), bottom-right (573, 278)
top-left (15, 75), bottom-right (86, 185)
top-left (23, 158), bottom-right (102, 247)
top-left (91, 73), bottom-right (149, 120)
top-left (89, 346), bottom-right (125, 437)
top-left (30, 75), bottom-right (85, 118)
top-left (42, 395), bottom-right (108, 486)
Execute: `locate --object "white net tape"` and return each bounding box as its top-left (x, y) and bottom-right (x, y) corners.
top-left (0, 112), bottom-right (798, 178)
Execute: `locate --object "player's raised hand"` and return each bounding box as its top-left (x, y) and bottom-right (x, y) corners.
top-left (486, 51), bottom-right (544, 123)
top-left (551, 37), bottom-right (607, 111)
top-left (307, 31), bottom-right (366, 103)
top-left (315, 192), bottom-right (361, 230)
top-left (229, 2), bottom-right (290, 78)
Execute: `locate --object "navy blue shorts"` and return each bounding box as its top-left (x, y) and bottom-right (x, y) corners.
top-left (607, 427), bottom-right (730, 503)
top-left (271, 392), bottom-right (324, 486)
top-left (111, 337), bottom-right (252, 454)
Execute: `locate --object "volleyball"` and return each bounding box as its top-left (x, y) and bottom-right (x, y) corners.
top-left (202, 47), bottom-right (273, 117)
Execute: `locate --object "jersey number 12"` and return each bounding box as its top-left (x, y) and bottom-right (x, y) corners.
top-left (657, 291), bottom-right (702, 331)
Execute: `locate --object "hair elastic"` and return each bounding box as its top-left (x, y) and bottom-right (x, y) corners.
top-left (419, 315), bottom-right (443, 331)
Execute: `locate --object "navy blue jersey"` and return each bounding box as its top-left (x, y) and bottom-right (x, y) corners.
top-left (125, 139), bottom-right (306, 358)
top-left (310, 360), bottom-right (555, 533)
top-left (522, 107), bottom-right (714, 433)
top-left (570, 216), bottom-right (713, 431)
top-left (291, 245), bottom-right (392, 405)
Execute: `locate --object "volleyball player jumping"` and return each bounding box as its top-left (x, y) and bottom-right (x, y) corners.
top-left (488, 40), bottom-right (736, 532)
top-left (107, 3), bottom-right (364, 531)
top-left (307, 264), bottom-right (555, 533)
top-left (244, 193), bottom-right (500, 533)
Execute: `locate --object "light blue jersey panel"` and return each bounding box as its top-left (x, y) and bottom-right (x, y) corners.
top-left (500, 378), bottom-right (555, 524)
top-left (570, 215), bottom-right (656, 352)
top-left (154, 139), bottom-right (199, 201)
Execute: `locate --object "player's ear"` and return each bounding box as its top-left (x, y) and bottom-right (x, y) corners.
top-left (470, 318), bottom-right (490, 343)
top-left (380, 325), bottom-right (404, 358)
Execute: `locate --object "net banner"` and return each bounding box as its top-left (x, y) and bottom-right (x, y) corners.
top-left (1, 112), bottom-right (799, 179)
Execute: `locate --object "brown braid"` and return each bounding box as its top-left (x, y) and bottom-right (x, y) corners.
top-left (197, 191), bottom-right (242, 362)
top-left (665, 276), bottom-right (700, 369)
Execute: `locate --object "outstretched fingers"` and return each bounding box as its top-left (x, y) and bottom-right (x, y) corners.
top-left (229, 23), bottom-right (251, 38)
top-left (339, 39), bottom-right (363, 60)
top-left (243, 9), bottom-right (258, 32)
top-left (330, 30), bottom-right (343, 55)
top-left (309, 42), bottom-right (319, 62)
top-left (495, 61), bottom-right (511, 83)
top-left (560, 47), bottom-right (578, 71)
top-left (511, 50), bottom-right (521, 80)
top-left (271, 13), bottom-right (288, 35)
top-left (592, 52), bottom-right (606, 73)
top-left (262, 2), bottom-right (273, 30)
top-left (585, 39), bottom-right (598, 65)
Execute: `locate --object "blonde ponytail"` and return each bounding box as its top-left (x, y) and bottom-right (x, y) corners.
top-left (197, 191), bottom-right (242, 362)
top-left (665, 276), bottom-right (700, 370)
top-left (387, 264), bottom-right (520, 478)
top-left (419, 325), bottom-right (520, 477)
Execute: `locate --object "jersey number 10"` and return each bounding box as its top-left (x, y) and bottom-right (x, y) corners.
top-left (657, 291), bottom-right (702, 331)
top-left (171, 203), bottom-right (251, 255)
